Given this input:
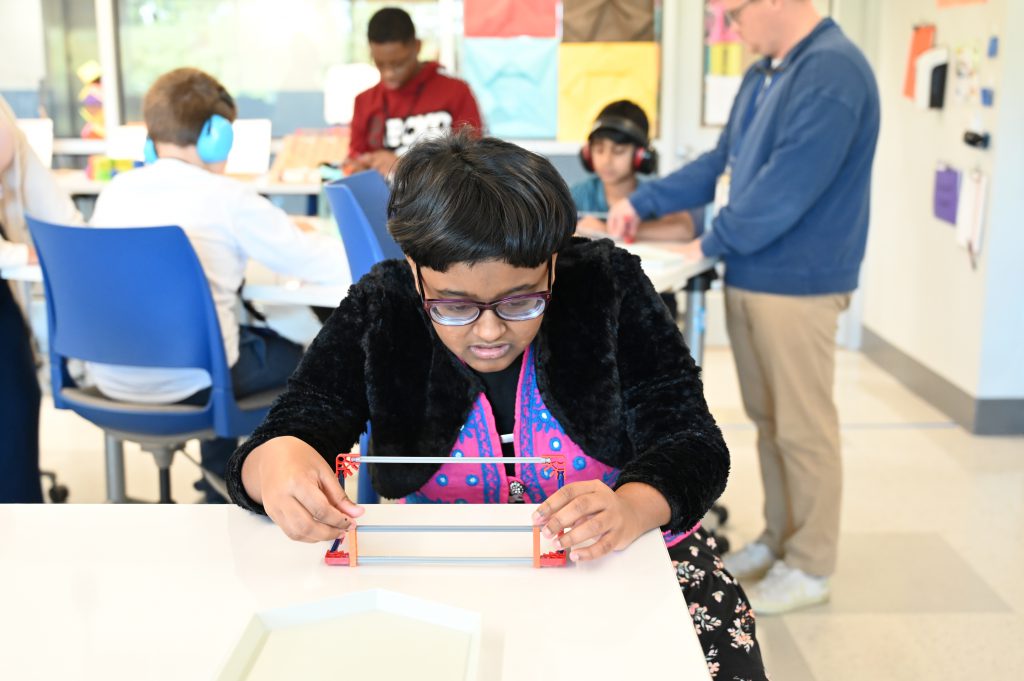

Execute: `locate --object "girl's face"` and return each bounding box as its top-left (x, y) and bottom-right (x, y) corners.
top-left (410, 256), bottom-right (555, 373)
top-left (590, 137), bottom-right (636, 185)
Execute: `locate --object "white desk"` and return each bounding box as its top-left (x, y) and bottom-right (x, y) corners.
top-left (1, 229), bottom-right (717, 361)
top-left (0, 504), bottom-right (710, 680)
top-left (54, 168), bottom-right (323, 216)
top-left (52, 169), bottom-right (323, 198)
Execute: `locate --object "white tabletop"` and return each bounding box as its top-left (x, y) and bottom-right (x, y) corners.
top-left (53, 168), bottom-right (323, 197)
top-left (1, 218), bottom-right (714, 308)
top-left (0, 504), bottom-right (709, 680)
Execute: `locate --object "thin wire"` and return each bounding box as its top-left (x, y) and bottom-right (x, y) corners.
top-left (343, 456), bottom-right (555, 465)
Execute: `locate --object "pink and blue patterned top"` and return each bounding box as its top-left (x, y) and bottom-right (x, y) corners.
top-left (405, 345), bottom-right (697, 547)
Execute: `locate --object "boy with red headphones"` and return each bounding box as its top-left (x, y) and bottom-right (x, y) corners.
top-left (572, 100), bottom-right (695, 242)
top-left (88, 68), bottom-right (348, 502)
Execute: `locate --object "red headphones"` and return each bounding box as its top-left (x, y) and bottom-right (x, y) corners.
top-left (579, 115), bottom-right (659, 175)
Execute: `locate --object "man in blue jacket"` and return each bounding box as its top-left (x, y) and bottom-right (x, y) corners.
top-left (609, 0), bottom-right (879, 614)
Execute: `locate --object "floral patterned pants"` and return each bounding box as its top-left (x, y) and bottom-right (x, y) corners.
top-left (670, 530), bottom-right (769, 681)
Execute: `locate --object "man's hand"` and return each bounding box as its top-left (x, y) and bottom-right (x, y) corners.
top-left (356, 150), bottom-right (399, 177)
top-left (531, 480), bottom-right (650, 562)
top-left (26, 245), bottom-right (38, 266)
top-left (607, 199), bottom-right (641, 242)
top-left (241, 436), bottom-right (364, 542)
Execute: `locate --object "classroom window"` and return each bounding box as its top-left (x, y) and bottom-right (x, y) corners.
top-left (0, 0), bottom-right (99, 138)
top-left (115, 0), bottom-right (453, 136)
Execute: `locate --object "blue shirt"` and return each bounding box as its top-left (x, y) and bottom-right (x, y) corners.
top-left (571, 175), bottom-right (650, 215)
top-left (629, 19), bottom-right (880, 295)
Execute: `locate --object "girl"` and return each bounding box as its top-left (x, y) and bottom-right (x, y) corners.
top-left (227, 131), bottom-right (766, 679)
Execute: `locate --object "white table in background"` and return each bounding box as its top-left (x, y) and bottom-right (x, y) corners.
top-left (52, 168), bottom-right (322, 198)
top-left (2, 226), bottom-right (717, 363)
top-left (52, 169), bottom-right (324, 214)
top-left (243, 218), bottom-right (719, 364)
top-left (0, 503), bottom-right (711, 680)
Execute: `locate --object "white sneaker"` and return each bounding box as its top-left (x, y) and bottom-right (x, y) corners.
top-left (722, 541), bottom-right (774, 580)
top-left (748, 560), bottom-right (830, 615)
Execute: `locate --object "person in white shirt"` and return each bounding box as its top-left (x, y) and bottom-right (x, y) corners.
top-left (88, 68), bottom-right (348, 502)
top-left (1, 95), bottom-right (83, 502)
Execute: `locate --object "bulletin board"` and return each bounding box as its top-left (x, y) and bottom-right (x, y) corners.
top-left (461, 0), bottom-right (662, 141)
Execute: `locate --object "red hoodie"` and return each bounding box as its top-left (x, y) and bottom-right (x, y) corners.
top-left (348, 62), bottom-right (483, 158)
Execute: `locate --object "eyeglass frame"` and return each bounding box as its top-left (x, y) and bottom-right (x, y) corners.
top-left (725, 0), bottom-right (761, 25)
top-left (415, 257), bottom-right (554, 326)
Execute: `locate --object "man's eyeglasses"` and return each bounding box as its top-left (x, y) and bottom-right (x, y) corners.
top-left (725, 0), bottom-right (761, 25)
top-left (416, 258), bottom-right (553, 327)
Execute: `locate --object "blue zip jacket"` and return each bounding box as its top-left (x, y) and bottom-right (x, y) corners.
top-left (630, 19), bottom-right (879, 295)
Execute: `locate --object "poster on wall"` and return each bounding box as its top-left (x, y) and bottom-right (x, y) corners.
top-left (702, 0), bottom-right (746, 126)
top-left (903, 24), bottom-right (936, 100)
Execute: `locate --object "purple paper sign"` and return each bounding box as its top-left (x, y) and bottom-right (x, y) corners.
top-left (934, 166), bottom-right (961, 225)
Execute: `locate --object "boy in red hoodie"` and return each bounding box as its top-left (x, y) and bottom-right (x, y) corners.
top-left (347, 7), bottom-right (483, 176)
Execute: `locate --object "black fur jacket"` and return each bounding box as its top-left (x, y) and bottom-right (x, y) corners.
top-left (227, 238), bottom-right (729, 534)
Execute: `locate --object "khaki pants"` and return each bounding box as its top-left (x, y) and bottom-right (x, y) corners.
top-left (725, 287), bottom-right (851, 577)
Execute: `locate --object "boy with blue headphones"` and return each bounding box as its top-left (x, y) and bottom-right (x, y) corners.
top-left (89, 68), bottom-right (348, 502)
top-left (572, 100), bottom-right (696, 242)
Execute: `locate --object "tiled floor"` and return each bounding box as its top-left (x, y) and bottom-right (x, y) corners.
top-left (36, 347), bottom-right (1024, 680)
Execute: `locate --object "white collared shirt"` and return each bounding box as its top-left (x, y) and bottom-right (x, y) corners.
top-left (88, 159), bottom-right (346, 403)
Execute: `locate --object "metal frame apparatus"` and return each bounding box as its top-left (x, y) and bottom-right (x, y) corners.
top-left (326, 453), bottom-right (568, 568)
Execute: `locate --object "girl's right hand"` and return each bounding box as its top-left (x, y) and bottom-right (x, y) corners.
top-left (241, 436), bottom-right (364, 542)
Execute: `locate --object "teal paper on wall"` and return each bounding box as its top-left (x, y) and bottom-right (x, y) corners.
top-left (462, 38), bottom-right (559, 139)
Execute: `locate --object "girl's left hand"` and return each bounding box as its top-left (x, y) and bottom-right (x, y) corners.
top-left (531, 480), bottom-right (645, 563)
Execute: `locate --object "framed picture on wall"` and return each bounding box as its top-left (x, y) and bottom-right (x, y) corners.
top-left (701, 0), bottom-right (832, 127)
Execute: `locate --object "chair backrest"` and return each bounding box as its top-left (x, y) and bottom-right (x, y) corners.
top-left (324, 170), bottom-right (403, 282)
top-left (27, 217), bottom-right (249, 435)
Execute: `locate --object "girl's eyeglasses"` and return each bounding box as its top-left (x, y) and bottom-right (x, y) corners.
top-left (416, 259), bottom-right (553, 327)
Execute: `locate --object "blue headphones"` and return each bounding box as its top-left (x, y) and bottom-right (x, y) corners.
top-left (144, 114), bottom-right (235, 165)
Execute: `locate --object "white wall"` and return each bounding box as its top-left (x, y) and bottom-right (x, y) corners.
top-left (861, 0), bottom-right (1022, 400)
top-left (0, 0), bottom-right (46, 89)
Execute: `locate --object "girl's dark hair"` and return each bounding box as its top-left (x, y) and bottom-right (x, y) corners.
top-left (387, 130), bottom-right (576, 272)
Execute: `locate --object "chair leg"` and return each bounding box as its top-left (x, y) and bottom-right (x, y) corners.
top-left (145, 445), bottom-right (177, 504)
top-left (104, 434), bottom-right (127, 503)
top-left (158, 468), bottom-right (172, 504)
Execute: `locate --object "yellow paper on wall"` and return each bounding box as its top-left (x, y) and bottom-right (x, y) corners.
top-left (558, 42), bottom-right (660, 142)
top-left (723, 43), bottom-right (744, 77)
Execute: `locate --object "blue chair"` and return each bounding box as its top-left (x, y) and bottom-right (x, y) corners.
top-left (27, 217), bottom-right (279, 503)
top-left (324, 170), bottom-right (403, 282)
top-left (323, 171), bottom-right (402, 504)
